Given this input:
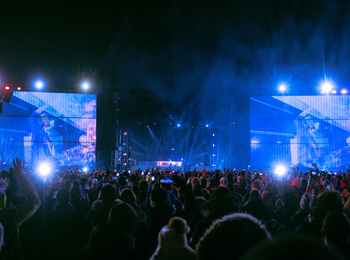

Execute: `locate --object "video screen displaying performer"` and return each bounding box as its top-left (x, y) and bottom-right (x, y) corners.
top-left (0, 91), bottom-right (96, 167)
top-left (250, 96), bottom-right (350, 170)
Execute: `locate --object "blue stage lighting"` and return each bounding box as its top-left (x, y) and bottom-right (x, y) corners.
top-left (81, 81), bottom-right (90, 91)
top-left (278, 83), bottom-right (287, 93)
top-left (37, 162), bottom-right (52, 177)
top-left (274, 165), bottom-right (287, 178)
top-left (34, 80), bottom-right (45, 90)
top-left (320, 80), bottom-right (335, 94)
top-left (341, 89), bottom-right (348, 94)
top-left (177, 124), bottom-right (181, 127)
top-left (205, 124), bottom-right (209, 128)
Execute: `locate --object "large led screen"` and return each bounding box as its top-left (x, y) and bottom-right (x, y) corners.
top-left (250, 96), bottom-right (350, 170)
top-left (0, 92), bottom-right (96, 167)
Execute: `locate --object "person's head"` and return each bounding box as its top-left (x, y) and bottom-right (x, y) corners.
top-left (300, 192), bottom-right (313, 211)
top-left (220, 177), bottom-right (228, 188)
top-left (322, 211), bottom-right (350, 249)
top-left (120, 188), bottom-right (136, 204)
top-left (196, 213), bottom-right (270, 260)
top-left (57, 188), bottom-right (71, 204)
top-left (191, 177), bottom-right (201, 187)
top-left (203, 187), bottom-right (241, 220)
top-left (192, 183), bottom-right (203, 197)
top-left (108, 202), bottom-right (137, 233)
top-left (138, 180), bottom-right (148, 193)
top-left (40, 114), bottom-right (50, 128)
top-left (117, 176), bottom-right (127, 187)
top-left (100, 185), bottom-right (116, 204)
top-left (151, 187), bottom-right (169, 207)
top-left (251, 179), bottom-right (264, 192)
top-left (157, 217), bottom-right (191, 250)
top-left (304, 116), bottom-right (315, 129)
top-left (313, 190), bottom-right (344, 221)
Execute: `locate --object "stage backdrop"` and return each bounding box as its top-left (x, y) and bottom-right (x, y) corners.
top-left (250, 96), bottom-right (350, 170)
top-left (0, 91), bottom-right (96, 167)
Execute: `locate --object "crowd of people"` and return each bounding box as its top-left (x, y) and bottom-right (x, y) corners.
top-left (1, 159), bottom-right (350, 259)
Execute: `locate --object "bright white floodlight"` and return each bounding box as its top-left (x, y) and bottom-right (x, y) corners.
top-left (38, 162), bottom-right (52, 177)
top-left (81, 81), bottom-right (90, 91)
top-left (274, 165), bottom-right (287, 177)
top-left (321, 80), bottom-right (334, 94)
top-left (34, 80), bottom-right (44, 90)
top-left (278, 83), bottom-right (287, 93)
top-left (341, 89), bottom-right (348, 94)
top-left (83, 167), bottom-right (88, 173)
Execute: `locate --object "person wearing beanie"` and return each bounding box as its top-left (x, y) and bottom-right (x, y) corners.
top-left (219, 177), bottom-right (228, 188)
top-left (191, 177), bottom-right (201, 187)
top-left (150, 217), bottom-right (195, 260)
top-left (134, 188), bottom-right (175, 258)
top-left (292, 179), bottom-right (300, 188)
top-left (251, 179), bottom-right (264, 193)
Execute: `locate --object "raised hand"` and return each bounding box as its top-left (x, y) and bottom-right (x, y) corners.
top-left (12, 158), bottom-right (25, 179)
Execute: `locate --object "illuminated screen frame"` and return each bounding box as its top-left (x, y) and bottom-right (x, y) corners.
top-left (250, 96), bottom-right (350, 171)
top-left (0, 91), bottom-right (97, 168)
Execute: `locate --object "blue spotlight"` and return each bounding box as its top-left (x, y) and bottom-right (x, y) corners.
top-left (34, 80), bottom-right (45, 90)
top-left (341, 89), bottom-right (348, 94)
top-left (37, 162), bottom-right (52, 177)
top-left (81, 81), bottom-right (90, 91)
top-left (320, 80), bottom-right (335, 94)
top-left (278, 83), bottom-right (287, 93)
top-left (205, 124), bottom-right (209, 128)
top-left (82, 167), bottom-right (88, 173)
top-left (177, 124), bottom-right (181, 127)
top-left (274, 164), bottom-right (287, 178)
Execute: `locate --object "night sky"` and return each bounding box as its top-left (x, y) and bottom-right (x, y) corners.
top-left (2, 1), bottom-right (350, 164)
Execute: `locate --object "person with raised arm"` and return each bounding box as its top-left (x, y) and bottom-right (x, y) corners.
top-left (0, 158), bottom-right (41, 260)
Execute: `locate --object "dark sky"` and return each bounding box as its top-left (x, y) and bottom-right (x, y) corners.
top-left (2, 0), bottom-right (350, 100)
top-left (2, 0), bottom-right (350, 159)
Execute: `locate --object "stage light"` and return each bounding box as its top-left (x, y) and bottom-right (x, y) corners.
top-left (81, 81), bottom-right (90, 91)
top-left (205, 124), bottom-right (209, 128)
top-left (332, 90), bottom-right (337, 94)
top-left (34, 80), bottom-right (44, 90)
top-left (341, 89), bottom-right (348, 94)
top-left (320, 80), bottom-right (334, 94)
top-left (38, 162), bottom-right (52, 177)
top-left (278, 83), bottom-right (287, 93)
top-left (274, 165), bottom-right (287, 178)
top-left (17, 87), bottom-right (21, 91)
top-left (4, 86), bottom-right (10, 91)
top-left (213, 133), bottom-right (215, 137)
top-left (177, 124), bottom-right (181, 127)
top-left (82, 167), bottom-right (88, 173)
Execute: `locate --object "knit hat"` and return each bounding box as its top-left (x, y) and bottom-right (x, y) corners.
top-left (252, 179), bottom-right (264, 192)
top-left (191, 177), bottom-right (201, 186)
top-left (158, 217), bottom-right (190, 250)
top-left (291, 179), bottom-right (300, 187)
top-left (220, 177), bottom-right (228, 187)
top-left (341, 178), bottom-right (348, 189)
